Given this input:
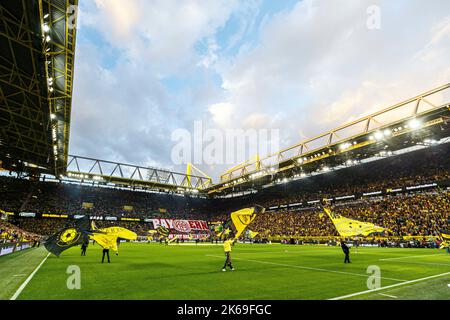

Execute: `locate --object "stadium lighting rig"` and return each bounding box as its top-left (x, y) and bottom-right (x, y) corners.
top-left (408, 118), bottom-right (422, 129)
top-left (0, 0), bottom-right (77, 177)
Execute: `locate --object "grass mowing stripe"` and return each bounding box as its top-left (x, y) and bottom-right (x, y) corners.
top-left (206, 255), bottom-right (407, 282)
top-left (328, 271), bottom-right (450, 300)
top-left (10, 252), bottom-right (50, 300)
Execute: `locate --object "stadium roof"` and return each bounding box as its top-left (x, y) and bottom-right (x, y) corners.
top-left (0, 0), bottom-right (78, 176)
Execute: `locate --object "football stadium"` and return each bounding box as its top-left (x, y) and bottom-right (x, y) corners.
top-left (1, 0), bottom-right (450, 307)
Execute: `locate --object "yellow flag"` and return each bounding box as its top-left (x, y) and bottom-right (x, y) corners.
top-left (168, 236), bottom-right (178, 244)
top-left (441, 231), bottom-right (450, 241)
top-left (90, 233), bottom-right (118, 251)
top-left (248, 230), bottom-right (259, 239)
top-left (440, 241), bottom-right (450, 249)
top-left (324, 208), bottom-right (386, 237)
top-left (90, 226), bottom-right (137, 252)
top-left (230, 206), bottom-right (264, 239)
top-left (99, 227), bottom-right (137, 240)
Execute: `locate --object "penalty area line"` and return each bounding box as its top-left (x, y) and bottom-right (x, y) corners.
top-left (328, 271), bottom-right (450, 300)
top-left (10, 252), bottom-right (50, 300)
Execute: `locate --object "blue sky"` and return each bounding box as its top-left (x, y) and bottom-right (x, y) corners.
top-left (69, 0), bottom-right (450, 180)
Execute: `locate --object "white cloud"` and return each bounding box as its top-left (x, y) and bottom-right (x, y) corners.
top-left (241, 113), bottom-right (272, 129)
top-left (216, 0), bottom-right (450, 151)
top-left (208, 103), bottom-right (236, 127)
top-left (71, 0), bottom-right (450, 179)
top-left (84, 0), bottom-right (239, 74)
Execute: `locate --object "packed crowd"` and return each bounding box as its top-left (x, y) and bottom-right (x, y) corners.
top-left (11, 218), bottom-right (152, 237)
top-left (246, 191), bottom-right (450, 239)
top-left (0, 175), bottom-right (208, 219)
top-left (335, 192), bottom-right (450, 237)
top-left (0, 220), bottom-right (40, 243)
top-left (1, 143), bottom-right (449, 240)
top-left (212, 143), bottom-right (450, 211)
top-left (5, 189), bottom-right (450, 240)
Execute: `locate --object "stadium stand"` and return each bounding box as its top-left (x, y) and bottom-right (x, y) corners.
top-left (0, 176), bottom-right (210, 218)
top-left (0, 221), bottom-right (40, 244)
top-left (1, 142), bottom-right (449, 242)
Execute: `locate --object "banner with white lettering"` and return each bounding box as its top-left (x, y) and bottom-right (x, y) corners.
top-left (151, 219), bottom-right (210, 234)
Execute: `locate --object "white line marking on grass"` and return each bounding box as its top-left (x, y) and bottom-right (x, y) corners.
top-left (379, 253), bottom-right (443, 261)
top-left (10, 252), bottom-right (50, 300)
top-left (385, 261), bottom-right (450, 267)
top-left (328, 271), bottom-right (450, 300)
top-left (206, 255), bottom-right (407, 282)
top-left (378, 293), bottom-right (398, 299)
top-left (169, 243), bottom-right (223, 246)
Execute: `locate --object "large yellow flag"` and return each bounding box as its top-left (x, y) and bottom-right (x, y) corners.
top-left (90, 224), bottom-right (137, 253)
top-left (231, 206), bottom-right (265, 239)
top-left (324, 208), bottom-right (386, 237)
top-left (215, 206), bottom-right (264, 240)
top-left (231, 207), bottom-right (257, 238)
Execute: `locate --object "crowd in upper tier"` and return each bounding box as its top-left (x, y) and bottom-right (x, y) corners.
top-left (0, 175), bottom-right (209, 219)
top-left (245, 191), bottom-right (450, 239)
top-left (212, 143), bottom-right (450, 213)
top-left (0, 143), bottom-right (449, 241)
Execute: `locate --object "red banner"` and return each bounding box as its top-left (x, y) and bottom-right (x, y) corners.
top-left (151, 219), bottom-right (209, 233)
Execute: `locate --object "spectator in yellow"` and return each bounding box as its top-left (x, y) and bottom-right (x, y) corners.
top-left (222, 237), bottom-right (235, 272)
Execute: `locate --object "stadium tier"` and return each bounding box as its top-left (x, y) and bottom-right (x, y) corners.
top-left (2, 142), bottom-right (449, 242)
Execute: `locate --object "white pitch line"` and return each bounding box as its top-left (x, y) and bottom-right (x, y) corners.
top-left (387, 261), bottom-right (450, 267)
top-left (379, 254), bottom-right (443, 261)
top-left (328, 271), bottom-right (450, 300)
top-left (378, 293), bottom-right (398, 299)
top-left (10, 252), bottom-right (50, 300)
top-left (206, 255), bottom-right (407, 282)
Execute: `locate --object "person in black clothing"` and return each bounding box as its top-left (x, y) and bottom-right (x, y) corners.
top-left (81, 240), bottom-right (88, 256)
top-left (341, 240), bottom-right (351, 263)
top-left (116, 238), bottom-right (121, 256)
top-left (102, 248), bottom-right (110, 263)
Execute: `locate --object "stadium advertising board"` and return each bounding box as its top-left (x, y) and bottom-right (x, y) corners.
top-left (42, 214), bottom-right (68, 218)
top-left (0, 242), bottom-right (32, 257)
top-left (0, 244), bottom-right (15, 256)
top-left (19, 212), bottom-right (36, 217)
top-left (121, 217), bottom-right (141, 222)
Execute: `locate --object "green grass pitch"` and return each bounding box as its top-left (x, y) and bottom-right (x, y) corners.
top-left (1, 243), bottom-right (449, 300)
